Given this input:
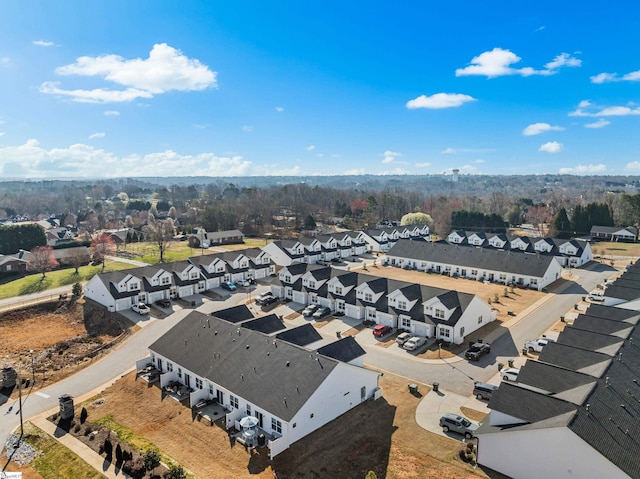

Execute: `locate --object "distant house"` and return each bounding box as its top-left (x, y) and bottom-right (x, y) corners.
top-left (189, 228), bottom-right (245, 248)
top-left (144, 311), bottom-right (381, 459)
top-left (0, 254), bottom-right (28, 275)
top-left (386, 239), bottom-right (563, 291)
top-left (590, 225), bottom-right (637, 242)
top-left (476, 302), bottom-right (640, 479)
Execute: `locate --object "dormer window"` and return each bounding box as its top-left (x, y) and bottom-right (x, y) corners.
top-left (284, 275), bottom-right (291, 283)
top-left (398, 300), bottom-right (407, 310)
top-left (335, 286), bottom-right (343, 295)
top-left (364, 292), bottom-right (373, 302)
top-left (161, 276), bottom-right (170, 285)
top-left (241, 261), bottom-right (248, 268)
top-left (308, 281), bottom-right (316, 289)
top-left (435, 308), bottom-right (445, 319)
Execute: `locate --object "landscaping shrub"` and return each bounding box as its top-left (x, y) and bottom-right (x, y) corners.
top-left (123, 457), bottom-right (146, 479)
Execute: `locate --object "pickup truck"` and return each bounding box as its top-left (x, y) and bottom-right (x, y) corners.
top-left (464, 342), bottom-right (491, 361)
top-left (524, 337), bottom-right (554, 353)
top-left (132, 303), bottom-right (150, 315)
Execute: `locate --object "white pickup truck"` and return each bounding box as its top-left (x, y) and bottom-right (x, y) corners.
top-left (524, 337), bottom-right (554, 353)
top-left (132, 303), bottom-right (150, 315)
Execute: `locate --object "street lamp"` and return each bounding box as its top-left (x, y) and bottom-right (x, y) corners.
top-left (29, 349), bottom-right (35, 384)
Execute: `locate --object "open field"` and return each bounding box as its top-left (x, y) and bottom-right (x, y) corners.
top-left (58, 371), bottom-right (486, 479)
top-left (591, 241), bottom-right (640, 258)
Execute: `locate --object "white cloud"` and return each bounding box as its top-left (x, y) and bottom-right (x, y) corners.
top-left (455, 48), bottom-right (580, 78)
top-left (104, 110), bottom-right (120, 116)
top-left (570, 101), bottom-right (640, 117)
top-left (88, 132), bottom-right (105, 139)
top-left (305, 145), bottom-right (315, 151)
top-left (1, 57), bottom-right (9, 66)
top-left (441, 147), bottom-right (456, 154)
top-left (379, 168), bottom-right (408, 175)
top-left (317, 153), bottom-right (324, 157)
top-left (242, 125), bottom-right (253, 132)
top-left (415, 162), bottom-right (431, 168)
top-left (545, 53), bottom-right (581, 70)
top-left (558, 164), bottom-right (606, 174)
top-left (585, 119), bottom-right (611, 129)
top-left (591, 69), bottom-right (640, 83)
top-left (406, 93), bottom-right (476, 109)
top-left (0, 139), bottom-right (255, 178)
top-left (522, 122), bottom-right (565, 136)
top-left (40, 43), bottom-right (217, 103)
top-left (473, 159), bottom-right (485, 164)
top-left (0, 132), bottom-right (5, 137)
top-left (625, 161), bottom-right (640, 171)
top-left (382, 150), bottom-right (402, 164)
top-left (33, 40), bottom-right (54, 47)
top-left (275, 106), bottom-right (284, 112)
top-left (539, 141), bottom-right (563, 153)
top-left (535, 26), bottom-right (545, 32)
top-left (344, 168), bottom-right (365, 175)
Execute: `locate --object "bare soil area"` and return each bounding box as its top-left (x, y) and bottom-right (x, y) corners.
top-left (0, 300), bottom-right (128, 399)
top-left (74, 370), bottom-right (488, 479)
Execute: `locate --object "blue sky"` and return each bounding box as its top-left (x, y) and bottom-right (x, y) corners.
top-left (1, 1), bottom-right (639, 179)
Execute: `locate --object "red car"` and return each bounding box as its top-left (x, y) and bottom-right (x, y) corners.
top-left (372, 324), bottom-right (392, 337)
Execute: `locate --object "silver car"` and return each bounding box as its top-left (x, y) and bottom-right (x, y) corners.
top-left (439, 413), bottom-right (479, 439)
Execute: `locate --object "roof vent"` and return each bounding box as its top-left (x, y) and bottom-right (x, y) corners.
top-left (606, 377), bottom-right (610, 387)
top-left (241, 374), bottom-right (244, 381)
top-left (586, 403), bottom-right (590, 413)
top-left (246, 345), bottom-right (250, 350)
top-left (286, 361), bottom-right (290, 367)
top-left (619, 352), bottom-right (623, 362)
top-left (207, 319), bottom-right (210, 328)
top-left (214, 331), bottom-right (218, 335)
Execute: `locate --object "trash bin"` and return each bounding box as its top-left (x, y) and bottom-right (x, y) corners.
top-left (408, 383), bottom-right (418, 394)
top-left (508, 359), bottom-right (514, 368)
top-left (498, 362), bottom-right (504, 371)
top-left (522, 347), bottom-right (528, 356)
top-left (432, 382), bottom-right (439, 392)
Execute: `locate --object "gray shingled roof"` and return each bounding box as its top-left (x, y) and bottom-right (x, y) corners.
top-left (387, 239), bottom-right (559, 277)
top-left (212, 304), bottom-right (254, 323)
top-left (584, 303), bottom-right (640, 321)
top-left (572, 314), bottom-right (635, 338)
top-left (515, 360), bottom-right (596, 405)
top-left (149, 311), bottom-right (339, 422)
top-left (538, 342), bottom-right (612, 377)
top-left (556, 327), bottom-right (624, 356)
top-left (241, 314), bottom-right (286, 334)
top-left (316, 336), bottom-right (366, 363)
top-left (275, 324), bottom-right (322, 346)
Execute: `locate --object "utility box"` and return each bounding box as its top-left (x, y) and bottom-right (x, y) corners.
top-left (59, 394), bottom-right (75, 420)
top-left (1, 366), bottom-right (17, 389)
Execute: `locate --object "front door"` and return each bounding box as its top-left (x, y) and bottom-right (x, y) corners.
top-left (255, 411), bottom-right (264, 428)
top-left (184, 374), bottom-right (191, 387)
top-left (217, 390), bottom-right (224, 404)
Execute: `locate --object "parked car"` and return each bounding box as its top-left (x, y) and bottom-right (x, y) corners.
top-left (331, 257), bottom-right (342, 263)
top-left (396, 332), bottom-right (412, 345)
top-left (302, 304), bottom-right (320, 317)
top-left (439, 413), bottom-right (479, 439)
top-left (524, 337), bottom-right (554, 353)
top-left (464, 342), bottom-right (491, 361)
top-left (500, 367), bottom-right (520, 381)
top-left (403, 336), bottom-right (426, 351)
top-left (155, 298), bottom-right (171, 308)
top-left (372, 324), bottom-right (392, 337)
top-left (221, 281), bottom-right (237, 291)
top-left (312, 306), bottom-right (332, 320)
top-left (588, 290), bottom-right (605, 302)
top-left (132, 303), bottom-right (150, 315)
top-left (260, 296), bottom-right (279, 309)
top-left (255, 291), bottom-right (274, 305)
top-left (473, 382), bottom-right (498, 400)
top-left (235, 279), bottom-right (250, 287)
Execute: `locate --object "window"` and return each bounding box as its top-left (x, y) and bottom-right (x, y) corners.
top-left (167, 362), bottom-right (173, 372)
top-left (435, 309), bottom-right (445, 319)
top-left (499, 274), bottom-right (507, 281)
top-left (471, 269), bottom-right (478, 276)
top-left (308, 281), bottom-right (316, 289)
top-left (246, 404), bottom-right (252, 416)
top-left (161, 276), bottom-right (170, 285)
top-left (209, 384), bottom-right (214, 395)
top-left (190, 272), bottom-right (199, 279)
top-left (271, 418), bottom-right (282, 434)
top-left (478, 315), bottom-right (483, 324)
top-left (397, 300), bottom-right (407, 310)
top-left (439, 327), bottom-right (450, 338)
top-left (177, 368), bottom-right (182, 378)
top-left (284, 275), bottom-right (291, 283)
top-left (336, 301), bottom-right (345, 311)
top-left (263, 257), bottom-right (270, 264)
top-left (230, 395), bottom-right (239, 409)
top-left (335, 286), bottom-right (343, 295)
top-left (401, 317), bottom-right (411, 329)
top-left (460, 327), bottom-right (465, 336)
top-left (367, 309), bottom-right (376, 319)
top-left (195, 377), bottom-right (203, 389)
top-left (364, 293), bottom-right (373, 302)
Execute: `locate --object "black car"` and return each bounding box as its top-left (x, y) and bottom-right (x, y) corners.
top-left (464, 342), bottom-right (491, 361)
top-left (155, 298), bottom-right (171, 308)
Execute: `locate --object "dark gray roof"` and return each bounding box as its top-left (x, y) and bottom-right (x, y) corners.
top-left (572, 314), bottom-right (635, 338)
top-left (584, 303), bottom-right (640, 321)
top-left (316, 336), bottom-right (366, 363)
top-left (285, 262), bottom-right (309, 276)
top-left (241, 314), bottom-right (286, 334)
top-left (387, 239), bottom-right (559, 278)
top-left (609, 278), bottom-right (640, 291)
top-left (603, 284), bottom-right (640, 301)
top-left (556, 327), bottom-right (624, 356)
top-left (516, 360), bottom-right (596, 405)
top-left (275, 324), bottom-right (323, 346)
top-left (149, 311), bottom-right (339, 422)
top-left (211, 304), bottom-right (254, 323)
top-left (537, 342), bottom-right (612, 377)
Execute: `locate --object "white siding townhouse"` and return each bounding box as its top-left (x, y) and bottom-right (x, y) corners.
top-left (271, 264), bottom-right (494, 344)
top-left (145, 311), bottom-right (381, 459)
top-left (385, 239), bottom-right (563, 291)
top-left (85, 248), bottom-right (276, 312)
top-left (477, 303), bottom-right (640, 479)
top-left (262, 239), bottom-right (306, 266)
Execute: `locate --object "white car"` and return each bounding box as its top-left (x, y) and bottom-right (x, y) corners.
top-left (500, 367), bottom-right (520, 381)
top-left (396, 332), bottom-right (412, 346)
top-left (403, 336), bottom-right (426, 351)
top-left (132, 303), bottom-right (150, 315)
top-left (235, 279), bottom-right (250, 287)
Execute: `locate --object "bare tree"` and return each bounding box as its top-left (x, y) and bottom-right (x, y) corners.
top-left (144, 218), bottom-right (176, 262)
top-left (28, 246), bottom-right (59, 279)
top-left (91, 233), bottom-right (116, 271)
top-left (64, 247), bottom-right (91, 274)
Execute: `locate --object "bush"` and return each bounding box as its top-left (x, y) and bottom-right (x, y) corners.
top-left (165, 465), bottom-right (187, 479)
top-left (144, 449), bottom-right (162, 471)
top-left (123, 457), bottom-right (146, 479)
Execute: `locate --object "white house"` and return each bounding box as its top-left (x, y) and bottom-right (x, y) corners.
top-left (262, 240), bottom-right (306, 266)
top-left (476, 303), bottom-right (640, 479)
top-left (145, 311), bottom-right (381, 459)
top-left (590, 225), bottom-right (638, 242)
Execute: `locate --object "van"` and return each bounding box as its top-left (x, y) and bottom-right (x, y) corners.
top-left (588, 291), bottom-right (605, 302)
top-left (473, 382), bottom-right (498, 400)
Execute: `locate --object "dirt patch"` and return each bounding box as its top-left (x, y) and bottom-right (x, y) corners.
top-left (283, 312), bottom-right (300, 320)
top-left (0, 300), bottom-right (128, 399)
top-left (375, 337), bottom-right (397, 349)
top-left (339, 326), bottom-right (361, 337)
top-left (459, 407), bottom-right (488, 423)
top-left (313, 319), bottom-right (332, 328)
top-left (78, 370), bottom-right (487, 479)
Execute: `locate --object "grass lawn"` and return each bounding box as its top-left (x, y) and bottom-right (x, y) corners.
top-left (591, 241), bottom-right (640, 258)
top-left (2, 422), bottom-right (106, 479)
top-left (0, 261), bottom-right (132, 300)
